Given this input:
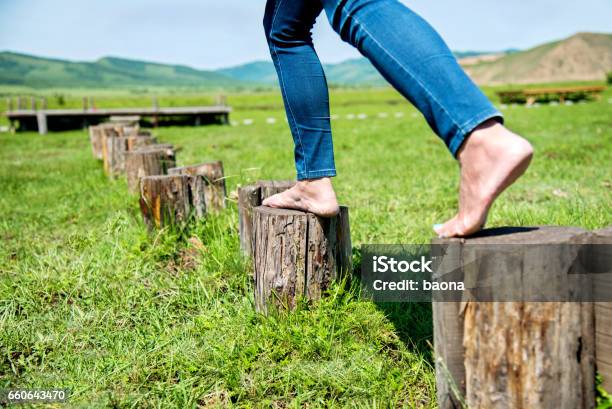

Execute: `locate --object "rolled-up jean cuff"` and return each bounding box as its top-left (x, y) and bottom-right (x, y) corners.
top-left (297, 169), bottom-right (337, 180)
top-left (448, 110), bottom-right (505, 157)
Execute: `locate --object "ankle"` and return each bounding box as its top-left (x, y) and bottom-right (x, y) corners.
top-left (296, 177), bottom-right (334, 192)
top-left (459, 123), bottom-right (533, 163)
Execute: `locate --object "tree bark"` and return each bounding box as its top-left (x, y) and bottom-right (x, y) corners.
top-left (99, 123), bottom-right (136, 167)
top-left (257, 180), bottom-right (295, 200)
top-left (124, 145), bottom-right (176, 193)
top-left (431, 241), bottom-right (467, 409)
top-left (168, 161), bottom-right (226, 212)
top-left (126, 135), bottom-right (157, 151)
top-left (237, 180), bottom-right (295, 257)
top-left (252, 206), bottom-right (351, 314)
top-left (592, 226), bottom-right (612, 393)
top-left (104, 135), bottom-right (157, 178)
top-left (238, 185), bottom-right (261, 256)
top-left (432, 226), bottom-right (595, 409)
top-left (139, 174), bottom-right (205, 229)
top-left (95, 122), bottom-right (145, 145)
top-left (88, 125), bottom-right (104, 160)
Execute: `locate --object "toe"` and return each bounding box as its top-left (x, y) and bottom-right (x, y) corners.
top-left (434, 220), bottom-right (455, 238)
top-left (262, 193), bottom-right (282, 208)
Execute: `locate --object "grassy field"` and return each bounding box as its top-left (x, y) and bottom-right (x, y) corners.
top-left (1, 86), bottom-right (611, 407)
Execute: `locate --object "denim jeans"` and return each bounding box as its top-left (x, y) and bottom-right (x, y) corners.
top-left (264, 0), bottom-right (503, 180)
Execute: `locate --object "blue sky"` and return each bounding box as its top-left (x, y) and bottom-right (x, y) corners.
top-left (0, 0), bottom-right (610, 69)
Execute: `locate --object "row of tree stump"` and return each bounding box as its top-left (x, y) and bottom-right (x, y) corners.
top-left (89, 121), bottom-right (611, 406)
top-left (233, 182), bottom-right (612, 407)
top-left (90, 122), bottom-right (353, 314)
top-left (88, 122), bottom-right (227, 230)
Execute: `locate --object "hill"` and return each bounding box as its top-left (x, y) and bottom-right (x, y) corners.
top-left (217, 52), bottom-right (503, 86)
top-left (216, 58), bottom-right (386, 86)
top-left (1, 33), bottom-right (610, 88)
top-left (0, 52), bottom-right (239, 89)
top-left (463, 32), bottom-right (612, 84)
top-left (216, 61), bottom-right (278, 84)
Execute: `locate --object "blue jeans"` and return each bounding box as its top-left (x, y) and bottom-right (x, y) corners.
top-left (264, 0), bottom-right (503, 180)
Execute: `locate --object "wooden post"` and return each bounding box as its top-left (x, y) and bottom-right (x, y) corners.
top-left (432, 226), bottom-right (595, 409)
top-left (168, 161), bottom-right (226, 212)
top-left (17, 96), bottom-right (23, 109)
top-left (139, 174), bottom-right (206, 229)
top-left (41, 97), bottom-right (47, 109)
top-left (126, 135), bottom-right (156, 150)
top-left (89, 125), bottom-right (103, 160)
top-left (30, 97), bottom-right (36, 110)
top-left (104, 136), bottom-right (128, 176)
top-left (252, 206), bottom-right (351, 314)
top-left (431, 241), bottom-right (466, 409)
top-left (125, 146), bottom-right (176, 193)
top-left (237, 180), bottom-right (295, 256)
top-left (7, 98), bottom-right (13, 111)
top-left (592, 226), bottom-right (612, 393)
top-left (82, 97), bottom-right (88, 111)
top-left (104, 135), bottom-right (156, 177)
top-left (238, 185), bottom-right (261, 257)
top-left (99, 125), bottom-right (120, 168)
top-left (98, 123), bottom-right (151, 165)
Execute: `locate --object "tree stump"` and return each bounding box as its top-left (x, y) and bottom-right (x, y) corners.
top-left (592, 226), bottom-right (612, 392)
top-left (139, 175), bottom-right (206, 229)
top-left (252, 206), bottom-right (351, 314)
top-left (99, 124), bottom-right (125, 167)
top-left (88, 125), bottom-right (105, 160)
top-left (126, 135), bottom-right (157, 150)
top-left (237, 180), bottom-right (295, 256)
top-left (432, 226), bottom-right (595, 409)
top-left (168, 161), bottom-right (226, 212)
top-left (125, 145), bottom-right (176, 193)
top-left (103, 135), bottom-right (157, 177)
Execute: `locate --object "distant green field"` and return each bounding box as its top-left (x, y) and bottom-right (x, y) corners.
top-left (1, 86), bottom-right (611, 407)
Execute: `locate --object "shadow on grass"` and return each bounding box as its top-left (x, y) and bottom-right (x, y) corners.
top-left (374, 301), bottom-right (433, 364)
top-left (350, 247), bottom-right (434, 364)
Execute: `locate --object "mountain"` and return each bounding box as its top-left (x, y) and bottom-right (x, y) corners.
top-left (217, 58), bottom-right (386, 86)
top-left (0, 52), bottom-right (238, 88)
top-left (463, 32), bottom-right (612, 84)
top-left (216, 61), bottom-right (278, 84)
top-left (1, 33), bottom-right (610, 88)
top-left (216, 51), bottom-right (504, 86)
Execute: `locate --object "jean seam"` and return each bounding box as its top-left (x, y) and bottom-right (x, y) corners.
top-left (419, 53), bottom-right (455, 65)
top-left (302, 168), bottom-right (336, 172)
top-left (269, 0), bottom-right (309, 176)
top-left (459, 108), bottom-right (503, 133)
top-left (297, 169), bottom-right (337, 180)
top-left (351, 14), bottom-right (464, 133)
top-left (449, 110), bottom-right (503, 156)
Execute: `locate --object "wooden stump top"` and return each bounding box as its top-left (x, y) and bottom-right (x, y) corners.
top-left (433, 225), bottom-right (587, 244)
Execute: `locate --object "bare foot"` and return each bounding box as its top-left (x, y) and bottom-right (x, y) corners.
top-left (262, 177), bottom-right (340, 217)
top-left (434, 119), bottom-right (534, 238)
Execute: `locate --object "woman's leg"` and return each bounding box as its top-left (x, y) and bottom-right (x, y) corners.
top-left (262, 0), bottom-right (340, 216)
top-left (319, 0), bottom-right (531, 236)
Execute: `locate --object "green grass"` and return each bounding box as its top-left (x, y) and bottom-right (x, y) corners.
top-left (0, 87), bottom-right (611, 407)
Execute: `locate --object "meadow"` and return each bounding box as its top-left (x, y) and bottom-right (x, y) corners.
top-left (1, 85), bottom-right (611, 407)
